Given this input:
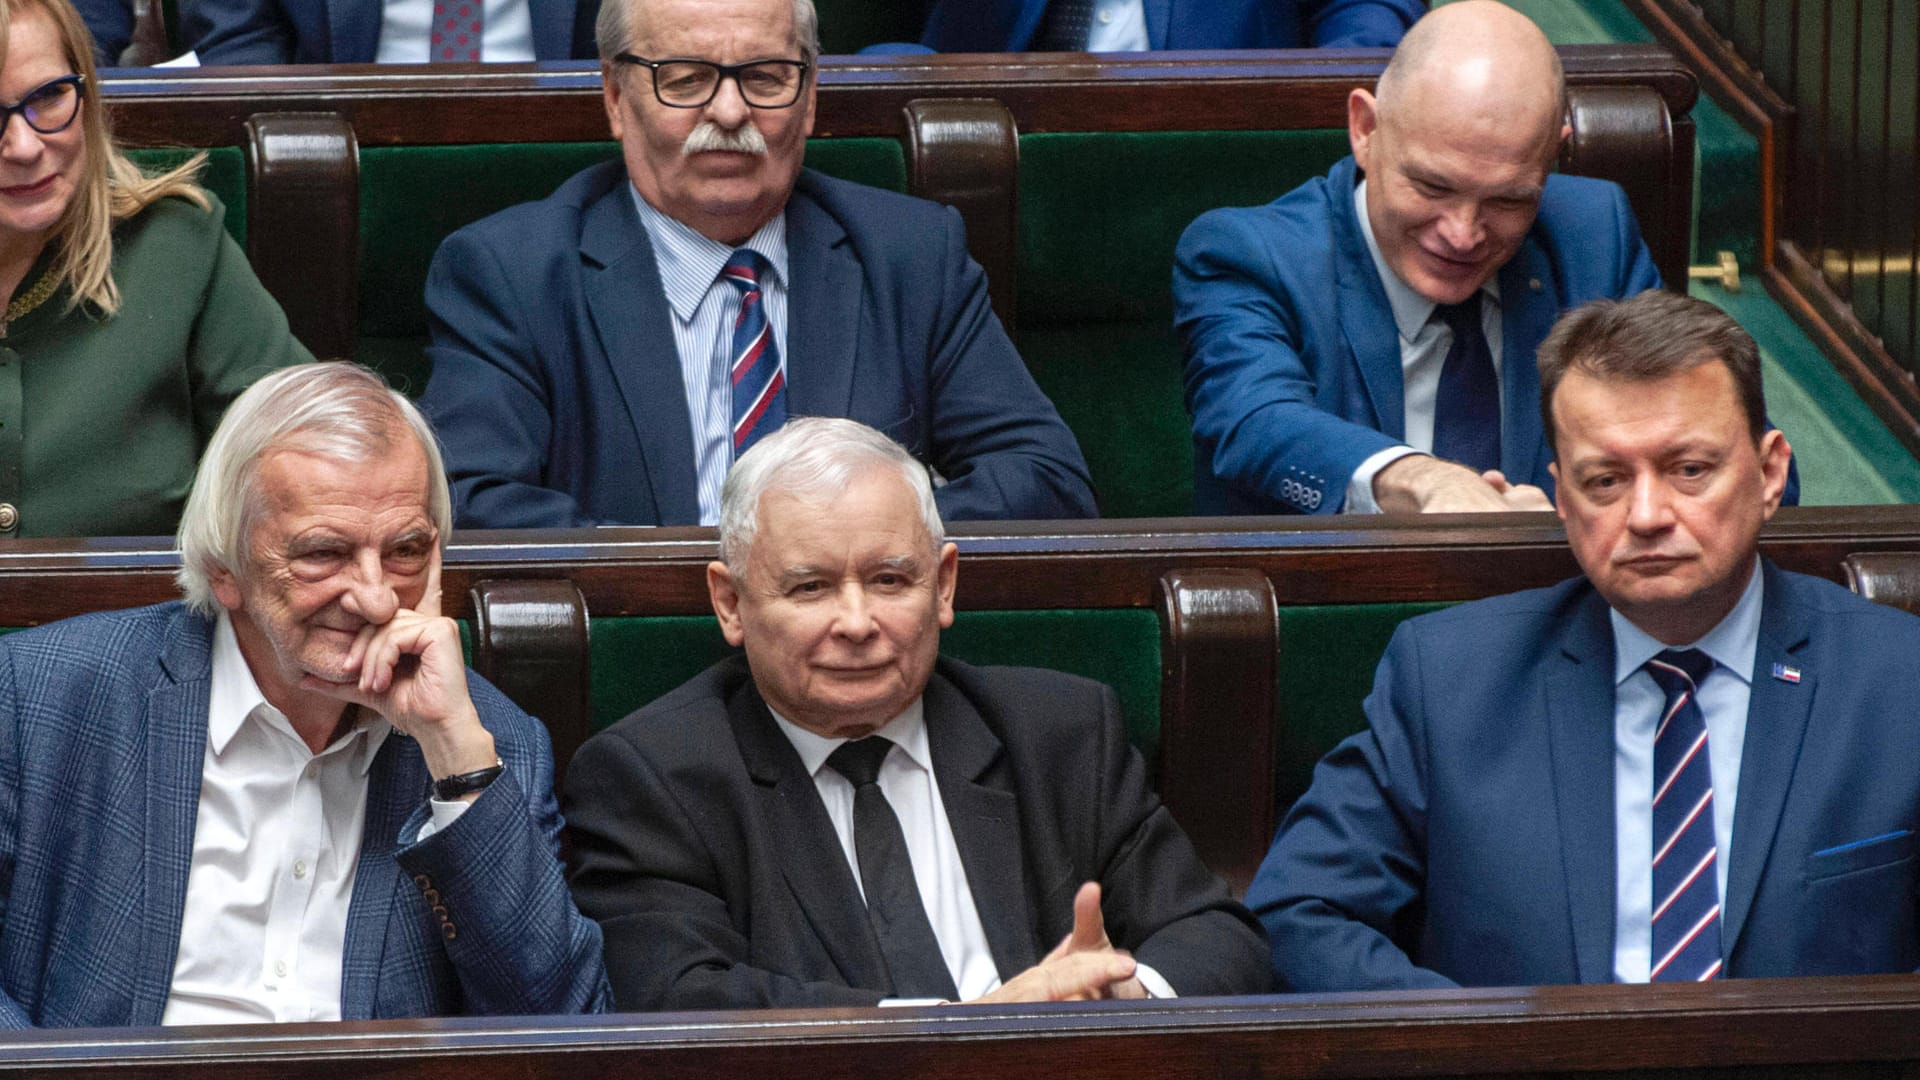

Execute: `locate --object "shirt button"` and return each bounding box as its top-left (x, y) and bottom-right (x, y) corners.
top-left (274, 960), bottom-right (288, 978)
top-left (1098, 8), bottom-right (1113, 21)
top-left (304, 762), bottom-right (319, 779)
top-left (293, 860), bottom-right (308, 880)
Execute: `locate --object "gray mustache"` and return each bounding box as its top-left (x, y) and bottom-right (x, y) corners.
top-left (683, 122), bottom-right (769, 156)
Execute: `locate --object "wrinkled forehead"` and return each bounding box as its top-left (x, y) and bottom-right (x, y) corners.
top-left (627, 0), bottom-right (798, 57)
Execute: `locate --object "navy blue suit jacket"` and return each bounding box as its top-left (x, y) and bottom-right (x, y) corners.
top-left (0, 603), bottom-right (610, 1027)
top-left (183, 0), bottom-right (596, 65)
top-left (909, 0), bottom-right (1422, 51)
top-left (78, 0), bottom-right (132, 66)
top-left (1247, 561), bottom-right (1920, 991)
top-left (1174, 156), bottom-right (1665, 515)
top-left (420, 161), bottom-right (1097, 527)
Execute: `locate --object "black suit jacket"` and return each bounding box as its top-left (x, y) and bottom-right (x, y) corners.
top-left (564, 656), bottom-right (1269, 1009)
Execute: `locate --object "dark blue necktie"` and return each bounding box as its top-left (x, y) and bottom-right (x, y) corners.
top-left (721, 249), bottom-right (787, 456)
top-left (1645, 648), bottom-right (1724, 982)
top-left (826, 736), bottom-right (959, 1000)
top-left (1430, 294), bottom-right (1501, 474)
top-left (1033, 0), bottom-right (1095, 50)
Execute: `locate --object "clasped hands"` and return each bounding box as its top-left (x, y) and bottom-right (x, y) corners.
top-left (1374, 453), bottom-right (1553, 514)
top-left (969, 882), bottom-right (1148, 1004)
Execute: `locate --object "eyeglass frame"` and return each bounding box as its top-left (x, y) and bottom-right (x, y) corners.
top-left (0, 74), bottom-right (85, 140)
top-left (611, 54), bottom-right (811, 110)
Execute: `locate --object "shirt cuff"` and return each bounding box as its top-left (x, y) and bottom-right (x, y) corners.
top-left (1344, 445), bottom-right (1424, 515)
top-left (879, 997), bottom-right (947, 1007)
top-left (1134, 962), bottom-right (1176, 999)
top-left (415, 797), bottom-right (474, 842)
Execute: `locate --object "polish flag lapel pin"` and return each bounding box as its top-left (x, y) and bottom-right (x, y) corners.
top-left (1771, 663), bottom-right (1802, 684)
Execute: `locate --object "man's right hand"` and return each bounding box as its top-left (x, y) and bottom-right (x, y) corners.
top-left (969, 883), bottom-right (1144, 1003)
top-left (1372, 454), bottom-right (1551, 513)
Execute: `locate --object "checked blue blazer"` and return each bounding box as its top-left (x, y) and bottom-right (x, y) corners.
top-left (0, 602), bottom-right (609, 1028)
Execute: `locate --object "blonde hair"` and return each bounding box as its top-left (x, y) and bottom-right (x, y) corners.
top-left (0, 0), bottom-right (208, 316)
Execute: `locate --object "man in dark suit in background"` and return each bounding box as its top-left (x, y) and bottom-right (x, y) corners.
top-left (877, 0), bottom-right (1422, 54)
top-left (184, 0), bottom-right (599, 64)
top-left (564, 416), bottom-right (1266, 1009)
top-left (1248, 290), bottom-right (1919, 991)
top-left (417, 0), bottom-right (1096, 529)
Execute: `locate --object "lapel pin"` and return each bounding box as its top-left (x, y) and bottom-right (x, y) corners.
top-left (1772, 663), bottom-right (1802, 683)
top-left (1528, 277), bottom-right (1543, 291)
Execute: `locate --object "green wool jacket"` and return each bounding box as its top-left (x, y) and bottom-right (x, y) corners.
top-left (0, 192), bottom-right (310, 539)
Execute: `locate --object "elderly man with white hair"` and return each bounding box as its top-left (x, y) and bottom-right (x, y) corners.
top-left (564, 416), bottom-right (1268, 1010)
top-left (0, 362), bottom-right (608, 1029)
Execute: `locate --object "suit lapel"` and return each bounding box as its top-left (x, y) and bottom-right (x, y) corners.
top-left (1497, 243), bottom-right (1556, 488)
top-left (1722, 562), bottom-right (1815, 957)
top-left (1543, 589), bottom-right (1620, 984)
top-left (338, 737), bottom-right (422, 1020)
top-left (134, 611), bottom-right (216, 1025)
top-left (923, 674), bottom-right (1040, 980)
top-left (1330, 159), bottom-right (1404, 438)
top-left (329, 0), bottom-right (382, 63)
top-left (728, 677), bottom-right (892, 992)
top-left (783, 179), bottom-right (861, 423)
top-left (580, 182), bottom-right (701, 523)
top-left (1141, 0), bottom-right (1173, 48)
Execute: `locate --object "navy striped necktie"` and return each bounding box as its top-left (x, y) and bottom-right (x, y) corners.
top-left (1645, 648), bottom-right (1724, 982)
top-left (721, 248), bottom-right (787, 456)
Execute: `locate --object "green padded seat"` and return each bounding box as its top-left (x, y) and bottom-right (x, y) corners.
top-left (589, 608), bottom-right (1163, 756)
top-left (125, 146), bottom-right (248, 247)
top-left (1016, 130), bottom-right (1352, 517)
top-left (355, 137), bottom-right (907, 394)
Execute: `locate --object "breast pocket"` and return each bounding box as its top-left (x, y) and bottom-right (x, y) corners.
top-left (1800, 829), bottom-right (1918, 974)
top-left (1806, 829), bottom-right (1916, 882)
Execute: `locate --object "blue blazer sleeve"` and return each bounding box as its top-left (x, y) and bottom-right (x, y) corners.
top-left (1245, 621), bottom-right (1462, 992)
top-left (1300, 0), bottom-right (1424, 47)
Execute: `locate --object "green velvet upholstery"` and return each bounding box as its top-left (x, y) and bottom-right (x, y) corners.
top-left (1272, 603), bottom-right (1450, 816)
top-left (1015, 130), bottom-right (1352, 517)
top-left (354, 138), bottom-right (906, 395)
top-left (588, 608), bottom-right (1163, 754)
top-left (125, 146), bottom-right (247, 247)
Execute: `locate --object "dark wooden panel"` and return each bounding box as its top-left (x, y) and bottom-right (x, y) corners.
top-left (5, 976), bottom-right (1920, 1077)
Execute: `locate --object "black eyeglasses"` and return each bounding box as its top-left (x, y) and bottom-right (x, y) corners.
top-left (613, 54), bottom-right (810, 109)
top-left (0, 74), bottom-right (83, 139)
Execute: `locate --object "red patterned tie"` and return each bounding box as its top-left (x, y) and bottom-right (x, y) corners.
top-left (432, 0), bottom-right (483, 62)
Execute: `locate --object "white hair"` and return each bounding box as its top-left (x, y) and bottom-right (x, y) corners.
top-left (718, 417), bottom-right (943, 577)
top-left (174, 363), bottom-right (453, 615)
top-left (597, 0), bottom-right (820, 62)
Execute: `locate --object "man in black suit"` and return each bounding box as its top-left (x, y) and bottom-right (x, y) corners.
top-left (563, 417), bottom-right (1268, 1009)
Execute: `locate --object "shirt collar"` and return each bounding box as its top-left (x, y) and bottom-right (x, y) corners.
top-left (1610, 556), bottom-right (1766, 688)
top-left (771, 696), bottom-right (932, 779)
top-left (1353, 178), bottom-right (1501, 346)
top-left (208, 611), bottom-right (392, 775)
top-left (630, 186), bottom-right (789, 323)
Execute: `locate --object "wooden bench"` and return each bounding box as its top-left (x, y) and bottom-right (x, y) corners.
top-left (98, 47), bottom-right (1696, 516)
top-left (8, 506), bottom-right (1920, 890)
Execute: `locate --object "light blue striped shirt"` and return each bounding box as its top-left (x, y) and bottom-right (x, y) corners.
top-left (630, 189), bottom-right (790, 525)
top-left (1609, 558), bottom-right (1761, 982)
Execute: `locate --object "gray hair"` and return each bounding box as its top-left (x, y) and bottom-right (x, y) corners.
top-left (717, 417), bottom-right (943, 577)
top-left (597, 0), bottom-right (820, 63)
top-left (175, 363), bottom-right (453, 615)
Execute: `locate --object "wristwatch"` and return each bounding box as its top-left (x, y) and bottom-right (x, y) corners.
top-left (433, 756), bottom-right (505, 801)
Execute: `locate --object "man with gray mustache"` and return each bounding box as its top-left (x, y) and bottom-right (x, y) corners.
top-left (418, 0), bottom-right (1098, 531)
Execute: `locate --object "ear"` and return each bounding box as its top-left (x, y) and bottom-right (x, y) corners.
top-left (707, 560), bottom-right (747, 647)
top-left (1348, 87), bottom-right (1380, 169)
top-left (602, 61), bottom-right (628, 142)
top-left (209, 563), bottom-right (245, 613)
top-left (1548, 461), bottom-right (1568, 523)
top-left (935, 542), bottom-right (958, 630)
top-left (1757, 429), bottom-right (1792, 519)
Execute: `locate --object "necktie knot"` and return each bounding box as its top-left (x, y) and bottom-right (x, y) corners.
top-left (827, 736), bottom-right (895, 788)
top-left (1434, 292), bottom-right (1482, 335)
top-left (1647, 648), bottom-right (1715, 696)
top-left (721, 248), bottom-right (768, 293)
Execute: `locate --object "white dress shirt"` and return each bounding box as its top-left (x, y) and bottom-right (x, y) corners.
top-left (375, 0), bottom-right (535, 62)
top-left (632, 190), bottom-right (791, 525)
top-left (162, 613), bottom-right (467, 1025)
top-left (1609, 559), bottom-right (1762, 983)
top-left (1084, 0), bottom-right (1150, 50)
top-left (771, 699), bottom-right (1173, 1002)
top-left (1344, 179), bottom-right (1505, 513)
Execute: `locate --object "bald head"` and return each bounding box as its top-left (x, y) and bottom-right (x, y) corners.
top-left (1375, 1), bottom-right (1564, 155)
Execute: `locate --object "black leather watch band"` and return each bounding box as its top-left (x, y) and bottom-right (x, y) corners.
top-left (433, 757), bottom-right (505, 801)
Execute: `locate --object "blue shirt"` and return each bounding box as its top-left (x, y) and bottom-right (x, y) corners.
top-left (631, 190), bottom-right (790, 525)
top-left (1609, 558), bottom-right (1763, 982)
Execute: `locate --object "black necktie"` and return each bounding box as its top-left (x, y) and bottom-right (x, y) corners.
top-left (825, 736), bottom-right (959, 999)
top-left (1033, 0), bottom-right (1095, 51)
top-left (1430, 293), bottom-right (1502, 474)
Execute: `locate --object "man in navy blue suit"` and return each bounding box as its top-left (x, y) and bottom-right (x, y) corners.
top-left (1175, 1), bottom-right (1662, 516)
top-left (184, 0), bottom-right (598, 65)
top-left (0, 363), bottom-right (607, 1027)
top-left (887, 0), bottom-right (1421, 54)
top-left (1248, 290), bottom-right (1920, 990)
top-left (417, 0), bottom-right (1097, 529)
